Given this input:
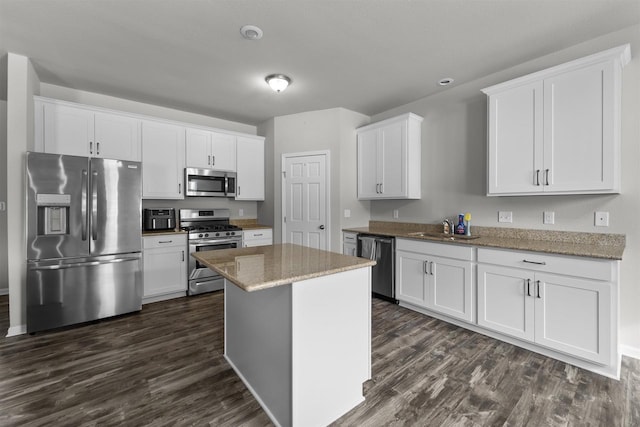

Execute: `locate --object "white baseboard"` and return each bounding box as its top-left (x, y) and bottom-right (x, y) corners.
top-left (0, 288), bottom-right (8, 296)
top-left (6, 324), bottom-right (27, 337)
top-left (621, 345), bottom-right (640, 360)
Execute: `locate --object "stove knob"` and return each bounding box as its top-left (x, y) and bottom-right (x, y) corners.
top-left (216, 232), bottom-right (220, 237)
top-left (198, 234), bottom-right (204, 238)
top-left (226, 232), bottom-right (230, 236)
top-left (204, 233), bottom-right (209, 237)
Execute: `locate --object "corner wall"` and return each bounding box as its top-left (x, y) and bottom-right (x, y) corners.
top-left (0, 100), bottom-right (7, 294)
top-left (6, 53), bottom-right (39, 336)
top-left (369, 25), bottom-right (640, 353)
top-left (269, 108), bottom-right (369, 253)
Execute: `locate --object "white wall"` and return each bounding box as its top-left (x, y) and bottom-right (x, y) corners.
top-left (40, 83), bottom-right (257, 134)
top-left (369, 25), bottom-right (640, 352)
top-left (6, 53), bottom-right (39, 336)
top-left (257, 118), bottom-right (275, 227)
top-left (267, 108), bottom-right (369, 253)
top-left (0, 100), bottom-right (7, 294)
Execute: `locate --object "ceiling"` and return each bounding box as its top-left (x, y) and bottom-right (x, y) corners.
top-left (1, 0), bottom-right (639, 125)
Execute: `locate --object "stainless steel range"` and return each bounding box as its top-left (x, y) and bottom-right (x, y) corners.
top-left (180, 208), bottom-right (242, 295)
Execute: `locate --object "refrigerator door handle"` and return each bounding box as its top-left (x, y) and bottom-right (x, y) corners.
top-left (29, 256), bottom-right (140, 271)
top-left (91, 170), bottom-right (98, 241)
top-left (81, 169), bottom-right (88, 241)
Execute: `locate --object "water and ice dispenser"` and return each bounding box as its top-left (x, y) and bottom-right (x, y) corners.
top-left (36, 194), bottom-right (70, 236)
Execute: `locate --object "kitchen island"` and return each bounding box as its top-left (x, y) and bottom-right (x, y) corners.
top-left (192, 244), bottom-right (376, 427)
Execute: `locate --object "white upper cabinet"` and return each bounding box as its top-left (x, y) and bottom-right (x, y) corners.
top-left (141, 120), bottom-right (185, 199)
top-left (35, 97), bottom-right (141, 162)
top-left (483, 44), bottom-right (630, 196)
top-left (185, 128), bottom-right (236, 171)
top-left (236, 135), bottom-right (265, 201)
top-left (357, 113), bottom-right (423, 200)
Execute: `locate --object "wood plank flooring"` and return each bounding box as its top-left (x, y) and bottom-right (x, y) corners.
top-left (1, 293), bottom-right (638, 426)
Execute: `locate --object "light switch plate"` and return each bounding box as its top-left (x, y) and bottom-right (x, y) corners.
top-left (595, 211), bottom-right (609, 227)
top-left (0, 201), bottom-right (5, 211)
top-left (543, 211), bottom-right (555, 225)
top-left (344, 209), bottom-right (351, 218)
top-left (239, 208), bottom-right (244, 217)
top-left (393, 209), bottom-right (399, 219)
top-left (498, 211), bottom-right (513, 223)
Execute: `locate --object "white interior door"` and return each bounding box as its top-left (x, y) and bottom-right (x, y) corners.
top-left (282, 152), bottom-right (328, 250)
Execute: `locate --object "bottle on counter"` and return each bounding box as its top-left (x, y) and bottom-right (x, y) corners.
top-left (464, 212), bottom-right (471, 236)
top-left (456, 214), bottom-right (466, 235)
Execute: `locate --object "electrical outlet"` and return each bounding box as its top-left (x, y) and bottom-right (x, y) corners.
top-left (0, 201), bottom-right (5, 211)
top-left (543, 211), bottom-right (555, 225)
top-left (393, 209), bottom-right (399, 219)
top-left (595, 211), bottom-right (609, 227)
top-left (344, 209), bottom-right (351, 218)
top-left (498, 211), bottom-right (512, 223)
top-left (239, 208), bottom-right (244, 217)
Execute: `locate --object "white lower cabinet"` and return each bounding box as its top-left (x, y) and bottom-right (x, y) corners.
top-left (343, 232), bottom-right (358, 256)
top-left (477, 248), bottom-right (615, 366)
top-left (242, 228), bottom-right (273, 247)
top-left (143, 234), bottom-right (187, 303)
top-left (396, 238), bottom-right (474, 323)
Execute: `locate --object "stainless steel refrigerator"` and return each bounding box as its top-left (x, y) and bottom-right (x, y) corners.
top-left (26, 152), bottom-right (143, 333)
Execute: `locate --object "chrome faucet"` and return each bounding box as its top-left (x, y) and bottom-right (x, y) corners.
top-left (442, 219), bottom-right (453, 235)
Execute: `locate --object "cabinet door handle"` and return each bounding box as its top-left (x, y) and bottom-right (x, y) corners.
top-left (237, 186), bottom-right (240, 196)
top-left (430, 262), bottom-right (434, 275)
top-left (89, 141), bottom-right (93, 155)
top-left (535, 169), bottom-right (540, 186)
top-left (423, 260), bottom-right (429, 274)
top-left (545, 169), bottom-right (550, 186)
top-left (375, 183), bottom-right (379, 194)
top-left (208, 155), bottom-right (211, 165)
top-left (536, 280), bottom-right (541, 298)
top-left (523, 259), bottom-right (546, 265)
top-left (380, 183), bottom-right (383, 194)
top-left (182, 250), bottom-right (185, 262)
top-left (526, 278), bottom-right (531, 296)
top-left (97, 142), bottom-right (100, 155)
top-left (212, 155), bottom-right (215, 166)
top-left (178, 183), bottom-right (182, 194)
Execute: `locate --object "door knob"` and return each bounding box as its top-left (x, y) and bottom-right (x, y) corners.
top-left (319, 225), bottom-right (325, 230)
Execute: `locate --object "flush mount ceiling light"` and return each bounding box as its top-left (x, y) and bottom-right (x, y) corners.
top-left (240, 25), bottom-right (263, 40)
top-left (265, 74), bottom-right (291, 92)
top-left (438, 77), bottom-right (455, 86)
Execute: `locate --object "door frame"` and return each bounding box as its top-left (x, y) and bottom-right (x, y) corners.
top-left (281, 150), bottom-right (331, 251)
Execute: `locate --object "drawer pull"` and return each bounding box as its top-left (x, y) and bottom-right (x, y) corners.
top-left (254, 233), bottom-right (263, 237)
top-left (159, 240), bottom-right (173, 244)
top-left (523, 259), bottom-right (546, 265)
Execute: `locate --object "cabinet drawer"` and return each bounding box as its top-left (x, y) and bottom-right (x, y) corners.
top-left (243, 228), bottom-right (272, 241)
top-left (477, 247), bottom-right (615, 281)
top-left (396, 238), bottom-right (474, 261)
top-left (343, 232), bottom-right (358, 243)
top-left (143, 234), bottom-right (187, 249)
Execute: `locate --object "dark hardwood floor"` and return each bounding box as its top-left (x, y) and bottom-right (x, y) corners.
top-left (1, 293), bottom-right (638, 426)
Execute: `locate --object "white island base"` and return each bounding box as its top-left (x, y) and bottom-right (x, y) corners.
top-left (224, 267), bottom-right (372, 427)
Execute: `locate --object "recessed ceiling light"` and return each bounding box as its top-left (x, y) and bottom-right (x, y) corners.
top-left (240, 25), bottom-right (263, 40)
top-left (265, 74), bottom-right (291, 92)
top-left (438, 77), bottom-right (454, 86)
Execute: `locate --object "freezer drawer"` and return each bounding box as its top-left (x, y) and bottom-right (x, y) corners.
top-left (27, 254), bottom-right (142, 333)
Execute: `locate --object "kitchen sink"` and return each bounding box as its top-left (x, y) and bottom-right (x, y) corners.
top-left (407, 231), bottom-right (480, 240)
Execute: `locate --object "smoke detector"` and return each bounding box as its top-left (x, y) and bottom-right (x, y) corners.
top-left (240, 25), bottom-right (263, 40)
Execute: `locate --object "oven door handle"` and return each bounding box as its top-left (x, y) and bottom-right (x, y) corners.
top-left (191, 238), bottom-right (241, 245)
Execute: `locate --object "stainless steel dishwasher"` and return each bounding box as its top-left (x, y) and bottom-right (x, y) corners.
top-left (357, 234), bottom-right (396, 303)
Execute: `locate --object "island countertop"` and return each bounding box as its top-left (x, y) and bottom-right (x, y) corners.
top-left (192, 243), bottom-right (376, 292)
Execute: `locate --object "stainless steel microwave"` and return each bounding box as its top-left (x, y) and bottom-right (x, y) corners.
top-left (185, 168), bottom-right (236, 197)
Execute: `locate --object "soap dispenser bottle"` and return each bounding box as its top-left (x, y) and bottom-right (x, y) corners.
top-left (456, 214), bottom-right (465, 235)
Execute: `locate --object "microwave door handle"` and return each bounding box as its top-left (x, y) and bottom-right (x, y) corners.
top-left (81, 169), bottom-right (88, 240)
top-left (225, 174), bottom-right (229, 196)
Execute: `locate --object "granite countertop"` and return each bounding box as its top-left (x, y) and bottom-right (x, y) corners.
top-left (343, 221), bottom-right (625, 260)
top-left (230, 218), bottom-right (272, 231)
top-left (142, 229), bottom-right (188, 237)
top-left (192, 243), bottom-right (376, 292)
